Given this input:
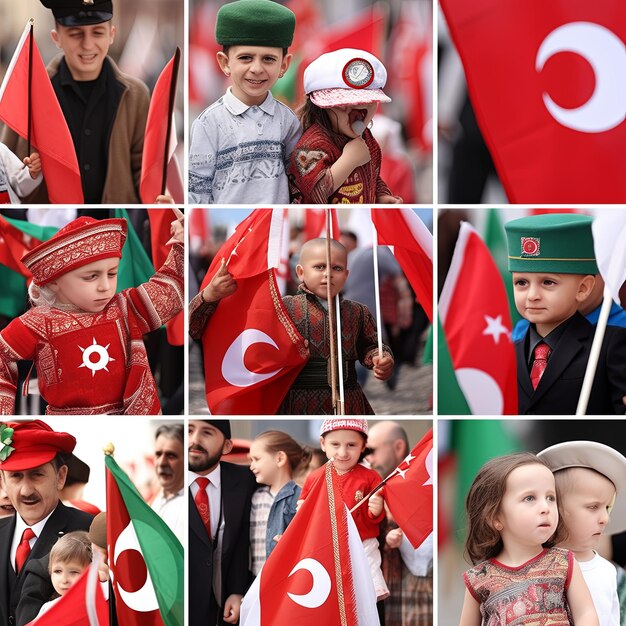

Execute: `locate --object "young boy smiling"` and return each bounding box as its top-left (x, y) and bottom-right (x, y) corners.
top-left (505, 212), bottom-right (626, 414)
top-left (188, 0), bottom-right (301, 204)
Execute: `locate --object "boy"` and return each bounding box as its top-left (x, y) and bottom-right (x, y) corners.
top-left (505, 212), bottom-right (626, 414)
top-left (0, 211), bottom-right (184, 415)
top-left (539, 440), bottom-right (626, 626)
top-left (188, 0), bottom-right (301, 204)
top-left (2, 0), bottom-right (150, 204)
top-left (190, 237), bottom-right (394, 414)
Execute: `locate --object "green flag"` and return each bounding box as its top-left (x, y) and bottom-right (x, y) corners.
top-left (114, 209), bottom-right (155, 290)
top-left (437, 315), bottom-right (471, 414)
top-left (105, 453), bottom-right (183, 626)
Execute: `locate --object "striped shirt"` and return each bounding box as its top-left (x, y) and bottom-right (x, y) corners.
top-left (250, 486), bottom-right (275, 576)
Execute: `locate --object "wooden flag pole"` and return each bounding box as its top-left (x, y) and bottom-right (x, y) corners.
top-left (326, 210), bottom-right (339, 413)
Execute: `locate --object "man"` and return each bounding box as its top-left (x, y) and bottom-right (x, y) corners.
top-left (188, 420), bottom-right (256, 626)
top-left (2, 0), bottom-right (149, 204)
top-left (151, 422), bottom-right (184, 543)
top-left (367, 421), bottom-right (433, 626)
top-left (0, 420), bottom-right (94, 625)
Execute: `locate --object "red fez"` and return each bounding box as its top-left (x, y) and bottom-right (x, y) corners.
top-left (21, 217), bottom-right (127, 286)
top-left (0, 420), bottom-right (76, 471)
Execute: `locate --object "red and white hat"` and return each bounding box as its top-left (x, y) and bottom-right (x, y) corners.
top-left (0, 420), bottom-right (76, 471)
top-left (304, 48), bottom-right (391, 108)
top-left (320, 418), bottom-right (368, 437)
top-left (21, 217), bottom-right (127, 286)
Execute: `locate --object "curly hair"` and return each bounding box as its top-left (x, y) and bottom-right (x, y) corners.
top-left (464, 452), bottom-right (563, 564)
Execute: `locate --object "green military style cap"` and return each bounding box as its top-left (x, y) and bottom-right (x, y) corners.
top-left (216, 0), bottom-right (296, 49)
top-left (505, 213), bottom-right (598, 275)
top-left (40, 0), bottom-right (113, 26)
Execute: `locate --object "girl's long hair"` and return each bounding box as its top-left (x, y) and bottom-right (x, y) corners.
top-left (254, 430), bottom-right (312, 475)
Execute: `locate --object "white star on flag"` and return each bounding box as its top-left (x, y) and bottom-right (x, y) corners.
top-left (482, 314), bottom-right (510, 344)
top-left (395, 452), bottom-right (416, 480)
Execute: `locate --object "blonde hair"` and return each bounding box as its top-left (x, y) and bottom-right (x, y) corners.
top-left (48, 531), bottom-right (92, 573)
top-left (28, 282), bottom-right (57, 308)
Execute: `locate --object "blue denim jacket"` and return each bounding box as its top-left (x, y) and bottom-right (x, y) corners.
top-left (265, 480), bottom-right (301, 558)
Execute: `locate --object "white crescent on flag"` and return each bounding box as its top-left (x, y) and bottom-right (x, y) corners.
top-left (286, 558), bottom-right (332, 608)
top-left (221, 329), bottom-right (283, 387)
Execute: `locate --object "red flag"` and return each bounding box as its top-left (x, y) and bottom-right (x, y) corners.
top-left (383, 429), bottom-right (433, 549)
top-left (140, 49), bottom-right (183, 204)
top-left (201, 209), bottom-right (308, 414)
top-left (26, 558), bottom-right (108, 626)
top-left (0, 22), bottom-right (83, 203)
top-left (303, 208), bottom-right (340, 242)
top-left (241, 462), bottom-right (379, 626)
top-left (0, 214), bottom-right (43, 278)
top-left (146, 209), bottom-right (183, 345)
top-left (439, 222), bottom-right (518, 414)
top-left (371, 208), bottom-right (433, 321)
top-left (440, 0), bottom-right (626, 202)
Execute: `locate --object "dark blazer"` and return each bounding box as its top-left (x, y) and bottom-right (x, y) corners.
top-left (189, 461), bottom-right (256, 626)
top-left (515, 312), bottom-right (626, 415)
top-left (0, 502), bottom-right (93, 626)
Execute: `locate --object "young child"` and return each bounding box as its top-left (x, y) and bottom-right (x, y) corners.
top-left (288, 48), bottom-right (402, 204)
top-left (0, 212), bottom-right (184, 415)
top-left (460, 452), bottom-right (598, 626)
top-left (188, 0), bottom-right (301, 204)
top-left (505, 212), bottom-right (626, 414)
top-left (189, 236), bottom-right (394, 414)
top-left (0, 147), bottom-right (42, 204)
top-left (539, 440), bottom-right (626, 626)
top-left (35, 531), bottom-right (92, 618)
top-left (249, 430), bottom-right (311, 576)
top-left (298, 418), bottom-right (389, 601)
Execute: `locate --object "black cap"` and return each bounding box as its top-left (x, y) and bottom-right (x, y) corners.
top-left (40, 0), bottom-right (113, 26)
top-left (206, 420), bottom-right (231, 440)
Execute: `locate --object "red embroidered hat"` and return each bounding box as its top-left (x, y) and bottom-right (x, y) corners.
top-left (320, 418), bottom-right (369, 437)
top-left (21, 217), bottom-right (127, 286)
top-left (0, 420), bottom-right (76, 471)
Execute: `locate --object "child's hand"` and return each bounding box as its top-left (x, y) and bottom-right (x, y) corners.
top-left (376, 194), bottom-right (403, 204)
top-left (386, 527), bottom-right (403, 549)
top-left (169, 208), bottom-right (184, 243)
top-left (203, 259), bottom-right (237, 302)
top-left (296, 499), bottom-right (304, 512)
top-left (156, 194), bottom-right (174, 204)
top-left (24, 152), bottom-right (41, 179)
top-left (342, 136), bottom-right (371, 168)
top-left (272, 534), bottom-right (283, 543)
top-left (373, 353), bottom-right (394, 381)
top-left (368, 493), bottom-right (384, 517)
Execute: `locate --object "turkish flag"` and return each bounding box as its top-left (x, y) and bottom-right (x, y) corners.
top-left (140, 49), bottom-right (183, 204)
top-left (241, 462), bottom-right (379, 626)
top-left (440, 0), bottom-right (626, 202)
top-left (371, 208), bottom-right (433, 321)
top-left (0, 22), bottom-right (83, 203)
top-left (0, 215), bottom-right (43, 278)
top-left (26, 557), bottom-right (108, 626)
top-left (147, 209), bottom-right (184, 345)
top-left (201, 209), bottom-right (308, 414)
top-left (383, 429), bottom-right (433, 549)
top-left (439, 222), bottom-right (518, 414)
top-left (303, 208), bottom-right (340, 242)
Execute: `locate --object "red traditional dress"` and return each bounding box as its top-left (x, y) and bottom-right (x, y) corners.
top-left (288, 124), bottom-right (392, 204)
top-left (464, 548), bottom-right (574, 626)
top-left (0, 242), bottom-right (184, 415)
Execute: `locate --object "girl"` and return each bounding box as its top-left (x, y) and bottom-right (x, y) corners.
top-left (249, 430), bottom-right (311, 576)
top-left (35, 531), bottom-right (92, 618)
top-left (0, 210), bottom-right (184, 415)
top-left (460, 452), bottom-right (598, 626)
top-left (298, 418), bottom-right (389, 601)
top-left (288, 48), bottom-right (402, 204)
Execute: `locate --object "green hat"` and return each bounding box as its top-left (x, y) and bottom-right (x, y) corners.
top-left (505, 213), bottom-right (598, 274)
top-left (216, 0), bottom-right (296, 48)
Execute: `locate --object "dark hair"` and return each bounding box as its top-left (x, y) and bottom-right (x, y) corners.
top-left (254, 430), bottom-right (312, 474)
top-left (297, 97), bottom-right (342, 135)
top-left (155, 423), bottom-right (183, 444)
top-left (464, 452), bottom-right (563, 564)
top-left (222, 45), bottom-right (288, 57)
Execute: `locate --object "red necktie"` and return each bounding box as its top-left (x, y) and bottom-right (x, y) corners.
top-left (530, 342), bottom-right (551, 390)
top-left (15, 528), bottom-right (35, 574)
top-left (194, 477), bottom-right (212, 540)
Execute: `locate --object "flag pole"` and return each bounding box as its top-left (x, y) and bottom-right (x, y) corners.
top-left (160, 47), bottom-right (181, 197)
top-left (576, 287), bottom-right (612, 415)
top-left (371, 218), bottom-right (384, 357)
top-left (349, 466), bottom-right (400, 514)
top-left (329, 214), bottom-right (345, 414)
top-left (27, 19), bottom-right (34, 156)
top-left (326, 210), bottom-right (339, 413)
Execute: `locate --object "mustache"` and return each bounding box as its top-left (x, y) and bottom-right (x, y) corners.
top-left (188, 444), bottom-right (207, 454)
top-left (20, 496), bottom-right (41, 505)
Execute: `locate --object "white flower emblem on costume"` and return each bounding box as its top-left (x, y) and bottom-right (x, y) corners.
top-left (78, 337), bottom-right (115, 376)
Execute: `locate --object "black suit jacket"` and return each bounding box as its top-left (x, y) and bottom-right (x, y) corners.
top-left (189, 462), bottom-right (256, 626)
top-left (516, 312), bottom-right (626, 415)
top-left (0, 502), bottom-right (93, 626)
